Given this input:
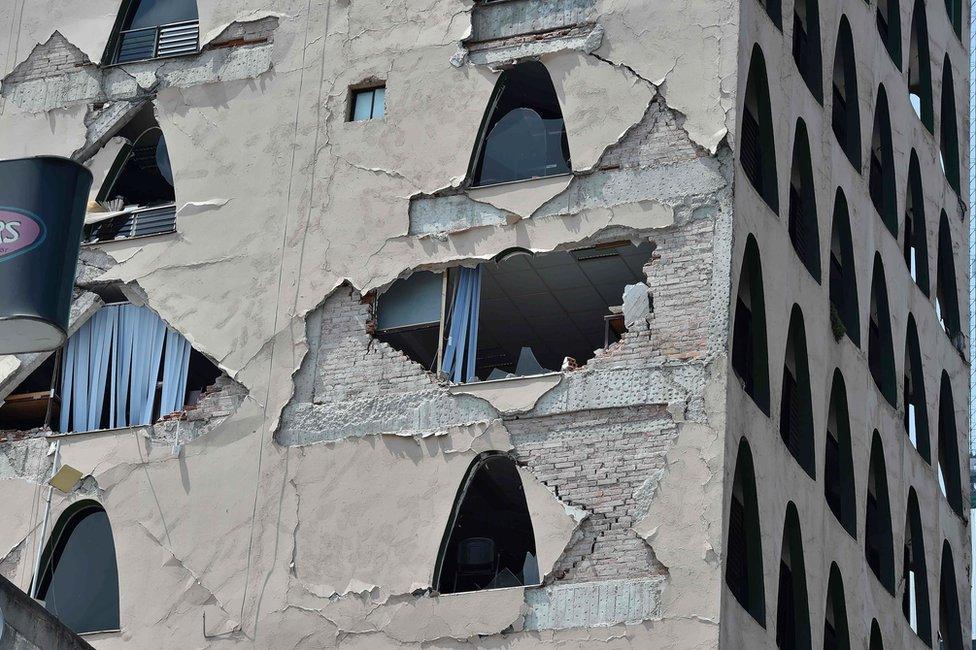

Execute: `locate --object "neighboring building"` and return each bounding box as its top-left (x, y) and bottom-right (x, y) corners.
top-left (0, 0), bottom-right (967, 648)
top-left (0, 575), bottom-right (92, 650)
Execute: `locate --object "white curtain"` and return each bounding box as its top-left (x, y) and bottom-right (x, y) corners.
top-left (441, 266), bottom-right (482, 384)
top-left (60, 304), bottom-right (191, 433)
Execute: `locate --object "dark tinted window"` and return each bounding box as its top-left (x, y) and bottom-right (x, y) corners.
top-left (125, 0), bottom-right (198, 30)
top-left (36, 504), bottom-right (119, 634)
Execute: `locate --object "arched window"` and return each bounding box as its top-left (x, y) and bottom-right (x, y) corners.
top-left (869, 620), bottom-right (885, 650)
top-left (904, 152), bottom-right (930, 293)
top-left (732, 235), bottom-right (770, 414)
top-left (775, 503), bottom-right (811, 649)
top-left (759, 0), bottom-right (783, 28)
top-left (903, 316), bottom-right (931, 461)
top-left (433, 453), bottom-right (538, 594)
top-left (829, 191), bottom-right (860, 346)
top-left (869, 87), bottom-right (898, 235)
top-left (780, 305), bottom-right (815, 478)
top-left (33, 500), bottom-right (119, 634)
top-left (937, 372), bottom-right (963, 516)
top-left (96, 126), bottom-right (174, 209)
top-left (939, 57), bottom-right (960, 194)
top-left (902, 489), bottom-right (932, 643)
top-left (943, 0), bottom-right (962, 38)
top-left (108, 0), bottom-right (199, 64)
top-left (831, 18), bottom-right (862, 170)
top-left (788, 120), bottom-right (822, 281)
top-left (824, 563), bottom-right (851, 650)
top-left (935, 211), bottom-right (963, 348)
top-left (865, 431), bottom-right (895, 594)
top-left (908, 0), bottom-right (934, 130)
top-left (726, 438), bottom-right (766, 626)
top-left (938, 541), bottom-right (964, 650)
top-left (868, 255), bottom-right (897, 406)
top-left (792, 0), bottom-right (823, 101)
top-left (876, 0), bottom-right (902, 67)
top-left (469, 62), bottom-right (571, 187)
top-left (824, 369), bottom-right (856, 537)
top-left (741, 45), bottom-right (779, 213)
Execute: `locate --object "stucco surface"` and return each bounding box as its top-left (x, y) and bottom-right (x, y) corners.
top-left (0, 0), bottom-right (739, 646)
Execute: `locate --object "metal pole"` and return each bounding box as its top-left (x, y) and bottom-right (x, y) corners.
top-left (29, 440), bottom-right (59, 599)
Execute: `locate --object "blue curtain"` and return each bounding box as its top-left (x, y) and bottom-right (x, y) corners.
top-left (159, 328), bottom-right (191, 415)
top-left (441, 266), bottom-right (482, 384)
top-left (60, 305), bottom-right (190, 433)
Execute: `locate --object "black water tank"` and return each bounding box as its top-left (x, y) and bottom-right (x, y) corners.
top-left (0, 156), bottom-right (92, 353)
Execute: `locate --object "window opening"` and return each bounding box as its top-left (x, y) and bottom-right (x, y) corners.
top-left (109, 0), bottom-right (199, 64)
top-left (904, 152), bottom-right (930, 293)
top-left (937, 372), bottom-right (963, 516)
top-left (33, 501), bottom-right (119, 634)
top-left (824, 370), bottom-right (856, 537)
top-left (376, 242), bottom-right (654, 382)
top-left (935, 211), bottom-right (963, 350)
top-left (726, 438), bottom-right (766, 626)
top-left (469, 62), bottom-right (570, 187)
top-left (775, 503), bottom-right (812, 650)
top-left (823, 564), bottom-right (851, 650)
top-left (831, 18), bottom-right (862, 170)
top-left (741, 45), bottom-right (779, 213)
top-left (0, 353), bottom-right (61, 431)
top-left (829, 191), bottom-right (860, 345)
top-left (938, 541), bottom-right (964, 650)
top-left (350, 85), bottom-right (386, 121)
top-left (780, 306), bottom-right (815, 478)
top-left (865, 431), bottom-right (895, 594)
top-left (869, 621), bottom-right (884, 650)
top-left (943, 0), bottom-right (962, 37)
top-left (758, 0), bottom-right (783, 28)
top-left (908, 0), bottom-right (934, 130)
top-left (27, 304), bottom-right (224, 434)
top-left (902, 489), bottom-right (932, 644)
top-left (732, 235), bottom-right (770, 414)
top-left (792, 0), bottom-right (823, 102)
top-left (87, 104), bottom-right (176, 244)
top-left (869, 86), bottom-right (898, 235)
top-left (788, 120), bottom-right (821, 281)
top-left (903, 317), bottom-right (931, 461)
top-left (939, 56), bottom-right (960, 193)
top-left (433, 453), bottom-right (537, 594)
top-left (876, 0), bottom-right (902, 67)
top-left (868, 255), bottom-right (897, 406)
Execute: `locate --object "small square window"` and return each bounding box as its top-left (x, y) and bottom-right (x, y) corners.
top-left (350, 86), bottom-right (385, 121)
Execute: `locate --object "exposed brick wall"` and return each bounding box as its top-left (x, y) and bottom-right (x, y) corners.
top-left (507, 405), bottom-right (675, 583)
top-left (2, 32), bottom-right (90, 84)
top-left (597, 99), bottom-right (701, 171)
top-left (306, 285), bottom-right (436, 405)
top-left (645, 218), bottom-right (717, 361)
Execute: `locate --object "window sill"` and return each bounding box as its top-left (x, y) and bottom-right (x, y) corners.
top-left (448, 372), bottom-right (563, 414)
top-left (102, 51), bottom-right (199, 69)
top-left (469, 172), bottom-right (572, 191)
top-left (45, 424), bottom-right (149, 440)
top-left (81, 230), bottom-right (178, 248)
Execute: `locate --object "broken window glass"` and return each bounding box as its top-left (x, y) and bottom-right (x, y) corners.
top-left (0, 354), bottom-right (60, 431)
top-left (471, 62), bottom-right (571, 186)
top-left (34, 501), bottom-right (120, 634)
top-left (435, 454), bottom-right (537, 594)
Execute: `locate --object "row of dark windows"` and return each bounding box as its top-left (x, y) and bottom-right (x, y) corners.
top-left (744, 10), bottom-right (963, 210)
top-left (732, 234), bottom-right (966, 517)
top-left (742, 49), bottom-right (964, 352)
top-left (726, 437), bottom-right (966, 648)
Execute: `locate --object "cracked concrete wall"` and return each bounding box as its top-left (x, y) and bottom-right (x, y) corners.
top-left (0, 0), bottom-right (738, 647)
top-left (723, 0), bottom-right (971, 647)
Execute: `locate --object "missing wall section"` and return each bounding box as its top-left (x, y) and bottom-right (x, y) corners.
top-left (374, 241), bottom-right (654, 384)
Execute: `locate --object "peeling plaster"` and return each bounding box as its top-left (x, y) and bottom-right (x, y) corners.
top-left (448, 373), bottom-right (563, 414)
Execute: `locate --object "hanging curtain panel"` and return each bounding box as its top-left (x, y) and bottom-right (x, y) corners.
top-left (59, 304), bottom-right (191, 433)
top-left (441, 266), bottom-right (482, 384)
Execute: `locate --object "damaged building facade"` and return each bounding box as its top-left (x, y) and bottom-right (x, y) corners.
top-left (0, 0), bottom-right (967, 647)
